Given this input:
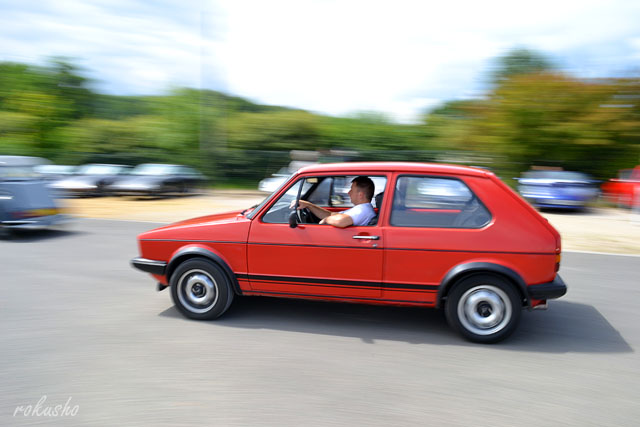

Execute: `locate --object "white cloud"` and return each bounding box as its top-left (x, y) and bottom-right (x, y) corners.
top-left (1, 0), bottom-right (639, 122)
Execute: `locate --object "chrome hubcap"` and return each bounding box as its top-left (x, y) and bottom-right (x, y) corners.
top-left (178, 269), bottom-right (219, 314)
top-left (457, 285), bottom-right (512, 336)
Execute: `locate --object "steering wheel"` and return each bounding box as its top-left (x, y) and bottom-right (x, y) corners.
top-left (297, 207), bottom-right (320, 224)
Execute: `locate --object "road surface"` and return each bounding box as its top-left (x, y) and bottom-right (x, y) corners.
top-left (1, 219), bottom-right (639, 426)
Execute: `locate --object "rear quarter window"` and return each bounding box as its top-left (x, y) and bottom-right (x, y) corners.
top-left (390, 176), bottom-right (491, 228)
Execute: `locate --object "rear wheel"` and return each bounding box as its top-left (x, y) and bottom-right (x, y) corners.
top-left (170, 258), bottom-right (234, 320)
top-left (0, 225), bottom-right (11, 240)
top-left (445, 275), bottom-right (521, 343)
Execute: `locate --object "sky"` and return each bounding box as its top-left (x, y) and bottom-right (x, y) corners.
top-left (1, 0), bottom-right (639, 123)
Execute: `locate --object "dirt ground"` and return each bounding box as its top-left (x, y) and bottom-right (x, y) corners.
top-left (62, 190), bottom-right (640, 255)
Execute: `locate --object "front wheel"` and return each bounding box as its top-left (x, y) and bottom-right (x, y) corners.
top-left (445, 275), bottom-right (521, 343)
top-left (170, 258), bottom-right (234, 320)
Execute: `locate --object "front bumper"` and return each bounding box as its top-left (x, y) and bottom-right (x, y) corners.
top-left (527, 274), bottom-right (567, 300)
top-left (131, 257), bottom-right (167, 275)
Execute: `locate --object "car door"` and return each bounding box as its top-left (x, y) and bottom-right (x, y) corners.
top-left (246, 175), bottom-right (386, 299)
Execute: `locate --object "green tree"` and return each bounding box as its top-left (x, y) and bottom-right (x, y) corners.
top-left (490, 48), bottom-right (555, 83)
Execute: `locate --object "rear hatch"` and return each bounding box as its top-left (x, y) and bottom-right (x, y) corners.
top-left (1, 179), bottom-right (58, 219)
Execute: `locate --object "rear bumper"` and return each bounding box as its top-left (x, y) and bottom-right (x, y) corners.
top-left (1, 214), bottom-right (71, 229)
top-left (527, 274), bottom-right (567, 300)
top-left (131, 257), bottom-right (167, 275)
top-left (525, 197), bottom-right (588, 208)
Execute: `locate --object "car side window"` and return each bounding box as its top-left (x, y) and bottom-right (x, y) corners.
top-left (307, 177), bottom-right (332, 205)
top-left (328, 176), bottom-right (387, 208)
top-left (390, 176), bottom-right (491, 228)
top-left (289, 175), bottom-right (387, 208)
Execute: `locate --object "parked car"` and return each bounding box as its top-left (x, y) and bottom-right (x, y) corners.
top-left (108, 163), bottom-right (204, 196)
top-left (515, 170), bottom-right (599, 210)
top-left (131, 162), bottom-right (567, 343)
top-left (258, 161), bottom-right (317, 193)
top-left (258, 167), bottom-right (291, 193)
top-left (601, 166), bottom-right (640, 209)
top-left (50, 163), bottom-right (131, 196)
top-left (34, 164), bottom-right (77, 182)
top-left (0, 155), bottom-right (68, 236)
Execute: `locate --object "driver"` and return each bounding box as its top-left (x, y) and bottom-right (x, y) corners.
top-left (297, 176), bottom-right (376, 228)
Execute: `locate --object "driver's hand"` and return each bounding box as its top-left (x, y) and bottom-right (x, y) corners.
top-left (296, 200), bottom-right (311, 210)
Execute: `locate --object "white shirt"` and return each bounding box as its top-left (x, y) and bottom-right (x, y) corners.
top-left (343, 203), bottom-right (376, 226)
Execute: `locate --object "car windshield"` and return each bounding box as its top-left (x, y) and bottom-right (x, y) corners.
top-left (131, 164), bottom-right (177, 175)
top-left (77, 164), bottom-right (125, 175)
top-left (35, 164), bottom-right (76, 175)
top-left (618, 169), bottom-right (634, 180)
top-left (274, 167), bottom-right (292, 175)
top-left (522, 171), bottom-right (589, 181)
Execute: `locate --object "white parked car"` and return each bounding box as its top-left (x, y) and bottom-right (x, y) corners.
top-left (258, 167), bottom-right (291, 193)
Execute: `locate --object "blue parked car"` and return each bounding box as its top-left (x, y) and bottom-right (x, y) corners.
top-left (0, 156), bottom-right (68, 237)
top-left (516, 170), bottom-right (599, 210)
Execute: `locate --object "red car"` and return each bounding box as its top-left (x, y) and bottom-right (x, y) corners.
top-left (601, 166), bottom-right (640, 208)
top-left (131, 162), bottom-right (567, 343)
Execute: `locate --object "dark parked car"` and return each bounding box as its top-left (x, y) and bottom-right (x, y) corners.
top-left (0, 156), bottom-right (68, 237)
top-left (108, 163), bottom-right (204, 196)
top-left (50, 163), bottom-right (131, 196)
top-left (516, 170), bottom-right (599, 210)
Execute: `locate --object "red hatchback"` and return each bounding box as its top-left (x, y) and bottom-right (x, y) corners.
top-left (131, 162), bottom-right (567, 343)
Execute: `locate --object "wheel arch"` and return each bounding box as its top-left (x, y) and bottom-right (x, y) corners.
top-left (437, 262), bottom-right (529, 309)
top-left (167, 247), bottom-right (242, 295)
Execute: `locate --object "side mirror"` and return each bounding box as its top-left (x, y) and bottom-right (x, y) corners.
top-left (288, 211), bottom-right (298, 228)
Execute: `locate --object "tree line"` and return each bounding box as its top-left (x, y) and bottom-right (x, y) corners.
top-left (0, 50), bottom-right (638, 184)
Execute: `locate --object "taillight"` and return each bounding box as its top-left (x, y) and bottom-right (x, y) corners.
top-left (11, 211), bottom-right (26, 219)
top-left (555, 254), bottom-right (561, 272)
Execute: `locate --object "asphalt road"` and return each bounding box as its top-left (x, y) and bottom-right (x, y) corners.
top-left (1, 219), bottom-right (639, 426)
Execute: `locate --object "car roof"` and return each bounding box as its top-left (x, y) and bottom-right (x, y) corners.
top-left (296, 162), bottom-right (492, 178)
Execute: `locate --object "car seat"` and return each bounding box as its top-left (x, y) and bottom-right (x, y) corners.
top-left (367, 192), bottom-right (384, 225)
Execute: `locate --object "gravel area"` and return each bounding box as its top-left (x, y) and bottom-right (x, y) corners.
top-left (61, 190), bottom-right (640, 255)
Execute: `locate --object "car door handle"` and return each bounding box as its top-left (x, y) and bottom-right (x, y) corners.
top-left (352, 235), bottom-right (380, 240)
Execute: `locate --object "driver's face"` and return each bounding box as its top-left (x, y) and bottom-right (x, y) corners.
top-left (348, 182), bottom-right (359, 204)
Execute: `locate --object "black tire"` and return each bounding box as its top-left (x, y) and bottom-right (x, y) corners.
top-left (0, 225), bottom-right (12, 240)
top-left (445, 275), bottom-right (521, 343)
top-left (170, 258), bottom-right (234, 320)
